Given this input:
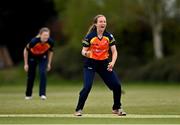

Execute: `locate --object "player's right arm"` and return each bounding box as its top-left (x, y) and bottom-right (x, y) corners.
top-left (81, 47), bottom-right (91, 58)
top-left (82, 34), bottom-right (91, 58)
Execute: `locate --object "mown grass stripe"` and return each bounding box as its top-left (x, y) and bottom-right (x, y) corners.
top-left (0, 114), bottom-right (180, 118)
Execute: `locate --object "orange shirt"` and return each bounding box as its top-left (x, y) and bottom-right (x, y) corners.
top-left (30, 42), bottom-right (50, 55)
top-left (82, 31), bottom-right (116, 60)
top-left (26, 37), bottom-right (54, 57)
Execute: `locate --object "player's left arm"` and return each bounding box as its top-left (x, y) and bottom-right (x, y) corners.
top-left (107, 45), bottom-right (118, 72)
top-left (111, 45), bottom-right (118, 66)
top-left (47, 51), bottom-right (53, 71)
top-left (47, 39), bottom-right (54, 71)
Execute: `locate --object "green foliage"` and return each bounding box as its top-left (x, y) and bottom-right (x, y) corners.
top-left (163, 19), bottom-right (180, 55)
top-left (0, 66), bottom-right (26, 85)
top-left (52, 0), bottom-right (180, 81)
top-left (124, 54), bottom-right (180, 82)
top-left (52, 46), bottom-right (83, 79)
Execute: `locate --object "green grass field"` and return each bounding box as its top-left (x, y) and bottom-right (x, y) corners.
top-left (0, 80), bottom-right (180, 124)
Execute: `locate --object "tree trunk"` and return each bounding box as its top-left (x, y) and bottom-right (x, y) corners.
top-left (0, 46), bottom-right (13, 68)
top-left (152, 22), bottom-right (164, 59)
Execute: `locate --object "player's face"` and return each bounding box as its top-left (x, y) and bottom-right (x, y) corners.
top-left (40, 32), bottom-right (50, 42)
top-left (96, 16), bottom-right (107, 32)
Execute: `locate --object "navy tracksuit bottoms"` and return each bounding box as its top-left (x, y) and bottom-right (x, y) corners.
top-left (25, 56), bottom-right (48, 97)
top-left (76, 58), bottom-right (122, 111)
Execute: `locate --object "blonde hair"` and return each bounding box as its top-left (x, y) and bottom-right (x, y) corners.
top-left (36, 27), bottom-right (50, 37)
top-left (86, 14), bottom-right (105, 35)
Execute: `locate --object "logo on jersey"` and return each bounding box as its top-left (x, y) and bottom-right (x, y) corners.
top-left (30, 43), bottom-right (50, 55)
top-left (89, 36), bottom-right (110, 60)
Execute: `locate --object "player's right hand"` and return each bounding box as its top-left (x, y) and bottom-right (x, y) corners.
top-left (24, 64), bottom-right (29, 72)
top-left (86, 51), bottom-right (91, 58)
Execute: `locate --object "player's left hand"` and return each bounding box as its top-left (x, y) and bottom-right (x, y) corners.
top-left (47, 64), bottom-right (51, 71)
top-left (107, 62), bottom-right (114, 72)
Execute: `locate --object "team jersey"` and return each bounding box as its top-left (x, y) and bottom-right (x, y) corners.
top-left (82, 30), bottom-right (116, 60)
top-left (26, 37), bottom-right (54, 57)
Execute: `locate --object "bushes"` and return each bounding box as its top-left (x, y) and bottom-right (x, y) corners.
top-left (53, 46), bottom-right (83, 79)
top-left (124, 54), bottom-right (180, 82)
top-left (0, 65), bottom-right (26, 85)
top-left (53, 45), bottom-right (180, 82)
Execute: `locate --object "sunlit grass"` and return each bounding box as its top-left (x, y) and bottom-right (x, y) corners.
top-left (0, 67), bottom-right (180, 124)
top-left (0, 82), bottom-right (180, 124)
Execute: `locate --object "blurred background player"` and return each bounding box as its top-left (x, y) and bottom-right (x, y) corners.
top-left (75, 14), bottom-right (126, 116)
top-left (23, 27), bottom-right (54, 100)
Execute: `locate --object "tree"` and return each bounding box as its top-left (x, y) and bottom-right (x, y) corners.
top-left (102, 0), bottom-right (180, 59)
top-left (118, 0), bottom-right (179, 59)
top-left (52, 0), bottom-right (180, 79)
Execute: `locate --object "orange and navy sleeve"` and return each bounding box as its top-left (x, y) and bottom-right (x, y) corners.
top-left (26, 38), bottom-right (38, 51)
top-left (82, 34), bottom-right (91, 47)
top-left (109, 33), bottom-right (116, 46)
top-left (48, 38), bottom-right (54, 52)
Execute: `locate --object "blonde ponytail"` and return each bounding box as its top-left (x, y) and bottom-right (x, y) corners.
top-left (86, 24), bottom-right (96, 35)
top-left (36, 34), bottom-right (40, 38)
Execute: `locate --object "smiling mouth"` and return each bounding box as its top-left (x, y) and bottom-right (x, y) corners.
top-left (101, 26), bottom-right (105, 28)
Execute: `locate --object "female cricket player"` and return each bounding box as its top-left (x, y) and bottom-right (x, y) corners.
top-left (24, 27), bottom-right (54, 100)
top-left (74, 15), bottom-right (126, 116)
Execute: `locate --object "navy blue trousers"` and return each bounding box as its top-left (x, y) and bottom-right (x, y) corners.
top-left (76, 59), bottom-right (122, 111)
top-left (25, 56), bottom-right (48, 96)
